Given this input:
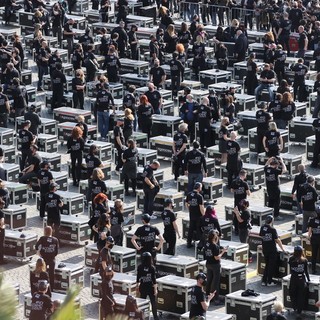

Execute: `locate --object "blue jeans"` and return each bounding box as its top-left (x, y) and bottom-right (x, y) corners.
top-left (188, 172), bottom-right (203, 193)
top-left (255, 84), bottom-right (274, 102)
top-left (38, 65), bottom-right (48, 89)
top-left (97, 111), bottom-right (110, 139)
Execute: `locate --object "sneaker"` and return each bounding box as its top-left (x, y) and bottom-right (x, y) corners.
top-left (267, 282), bottom-right (277, 287)
top-left (261, 281), bottom-right (267, 286)
top-left (150, 214), bottom-right (157, 220)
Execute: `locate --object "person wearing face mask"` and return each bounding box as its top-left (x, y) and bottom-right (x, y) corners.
top-left (145, 82), bottom-right (163, 115)
top-left (161, 198), bottom-right (181, 255)
top-left (169, 51), bottom-right (184, 98)
top-left (149, 59), bottom-right (166, 89)
top-left (189, 273), bottom-right (216, 319)
top-left (207, 89), bottom-right (220, 122)
top-left (98, 235), bottom-right (114, 277)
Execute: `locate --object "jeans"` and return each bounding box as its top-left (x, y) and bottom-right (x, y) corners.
top-left (303, 210), bottom-right (317, 233)
top-left (97, 111), bottom-right (110, 139)
top-left (38, 65), bottom-right (48, 90)
top-left (143, 187), bottom-right (156, 215)
top-left (187, 172), bottom-right (203, 193)
top-left (255, 84), bottom-right (274, 102)
top-left (262, 251), bottom-right (277, 284)
top-left (206, 263), bottom-right (220, 297)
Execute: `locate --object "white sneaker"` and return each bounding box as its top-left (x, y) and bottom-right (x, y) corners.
top-left (261, 281), bottom-right (267, 286)
top-left (267, 282), bottom-right (277, 287)
top-left (150, 214), bottom-right (157, 220)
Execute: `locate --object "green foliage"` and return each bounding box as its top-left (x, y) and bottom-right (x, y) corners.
top-left (0, 273), bottom-right (17, 320)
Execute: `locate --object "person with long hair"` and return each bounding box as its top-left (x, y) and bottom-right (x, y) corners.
top-left (137, 95), bottom-right (153, 139)
top-left (30, 257), bottom-right (51, 297)
top-left (159, 6), bottom-right (174, 30)
top-left (123, 108), bottom-right (134, 143)
top-left (110, 199), bottom-right (124, 245)
top-left (177, 22), bottom-right (191, 53)
top-left (122, 139), bottom-right (138, 197)
top-left (200, 205), bottom-right (221, 248)
top-left (203, 230), bottom-right (227, 306)
top-left (176, 43), bottom-right (186, 66)
top-left (90, 168), bottom-right (107, 207)
top-left (263, 122), bottom-right (283, 157)
top-left (124, 295), bottom-right (144, 320)
top-left (245, 53), bottom-right (258, 95)
top-left (288, 245), bottom-right (310, 318)
top-left (276, 79), bottom-right (291, 95)
top-left (72, 69), bottom-right (85, 110)
top-left (280, 92), bottom-right (295, 129)
top-left (263, 32), bottom-right (275, 63)
top-left (218, 117), bottom-right (230, 164)
top-left (215, 43), bottom-right (228, 71)
top-left (92, 212), bottom-right (111, 243)
top-left (136, 251), bottom-right (159, 320)
top-left (163, 24), bottom-right (178, 54)
top-left (67, 126), bottom-right (84, 187)
top-left (223, 96), bottom-right (235, 123)
top-left (100, 267), bottom-right (116, 320)
top-left (192, 35), bottom-right (206, 79)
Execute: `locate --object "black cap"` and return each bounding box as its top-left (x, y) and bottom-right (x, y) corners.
top-left (164, 198), bottom-right (173, 206)
top-left (49, 182), bottom-right (58, 190)
top-left (265, 215), bottom-right (274, 224)
top-left (38, 280), bottom-right (48, 291)
top-left (41, 160), bottom-right (50, 167)
top-left (193, 141), bottom-right (200, 149)
top-left (142, 251), bottom-right (152, 257)
top-left (106, 236), bottom-right (114, 244)
top-left (196, 272), bottom-right (207, 281)
top-left (142, 214), bottom-right (151, 223)
top-left (194, 182), bottom-right (202, 190)
top-left (294, 245), bottom-right (303, 252)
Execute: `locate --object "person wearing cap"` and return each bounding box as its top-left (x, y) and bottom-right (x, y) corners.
top-left (186, 182), bottom-right (205, 248)
top-left (36, 226), bottom-right (59, 291)
top-left (298, 175), bottom-right (319, 233)
top-left (114, 117), bottom-right (125, 174)
top-left (173, 122), bottom-right (188, 181)
top-left (45, 182), bottom-right (63, 240)
top-left (259, 215), bottom-right (286, 286)
top-left (136, 251), bottom-right (159, 320)
top-left (145, 82), bottom-right (163, 115)
top-left (308, 202), bottom-right (320, 273)
top-left (264, 156), bottom-right (286, 221)
top-left (256, 102), bottom-right (272, 154)
top-left (184, 141), bottom-right (207, 193)
top-left (100, 266), bottom-right (116, 320)
top-left (150, 59), bottom-right (166, 89)
top-left (19, 145), bottom-right (42, 184)
top-left (98, 235), bottom-right (114, 276)
top-left (142, 160), bottom-right (161, 219)
top-left (30, 257), bottom-right (51, 297)
top-left (18, 120), bottom-right (35, 171)
top-left (226, 131), bottom-right (242, 189)
top-left (29, 280), bottom-right (53, 320)
top-left (38, 161), bottom-right (54, 218)
top-left (161, 198), bottom-right (180, 255)
top-left (263, 122), bottom-right (283, 157)
top-left (132, 213), bottom-right (164, 261)
top-left (288, 245), bottom-right (310, 318)
top-left (24, 105), bottom-right (41, 136)
top-left (189, 272), bottom-right (215, 319)
top-left (266, 301), bottom-right (287, 320)
top-left (63, 19), bottom-right (76, 58)
top-left (0, 86), bottom-right (10, 128)
top-left (169, 51), bottom-right (184, 98)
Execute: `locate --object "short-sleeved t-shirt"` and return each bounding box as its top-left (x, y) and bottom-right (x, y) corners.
top-left (189, 285), bottom-right (206, 319)
top-left (29, 292), bottom-right (53, 320)
top-left (308, 217), bottom-right (320, 240)
top-left (238, 209), bottom-right (251, 230)
top-left (204, 241), bottom-right (220, 265)
top-left (161, 209), bottom-right (176, 234)
top-left (37, 170), bottom-right (53, 195)
top-left (134, 225), bottom-right (160, 253)
top-left (85, 154), bottom-right (102, 178)
top-left (186, 191), bottom-right (204, 220)
top-left (259, 224), bottom-right (278, 253)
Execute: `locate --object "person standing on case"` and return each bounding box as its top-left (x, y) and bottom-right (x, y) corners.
top-left (308, 203), bottom-right (320, 274)
top-left (136, 251), bottom-right (159, 320)
top-left (259, 215), bottom-right (286, 287)
top-left (288, 245), bottom-right (310, 319)
top-left (189, 273), bottom-right (215, 319)
top-left (161, 198), bottom-right (181, 255)
top-left (186, 182), bottom-right (205, 248)
top-left (36, 226), bottom-right (59, 291)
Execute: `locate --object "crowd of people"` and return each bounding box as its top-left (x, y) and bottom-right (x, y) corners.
top-left (1, 0), bottom-right (320, 318)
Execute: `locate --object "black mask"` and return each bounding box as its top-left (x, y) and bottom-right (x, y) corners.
top-left (202, 279), bottom-right (207, 287)
top-left (108, 243), bottom-right (114, 249)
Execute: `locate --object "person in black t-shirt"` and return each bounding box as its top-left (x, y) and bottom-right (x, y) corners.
top-left (102, 45), bottom-right (121, 83)
top-left (189, 273), bottom-right (215, 319)
top-left (51, 63), bottom-right (66, 111)
top-left (263, 122), bottom-right (283, 157)
top-left (265, 156), bottom-right (286, 220)
top-left (18, 120), bottom-right (34, 171)
top-left (297, 25), bottom-right (308, 58)
top-left (123, 85), bottom-right (137, 128)
top-left (128, 24), bottom-right (138, 60)
top-left (0, 206), bottom-right (5, 264)
top-left (231, 169), bottom-right (250, 210)
top-left (204, 230), bottom-right (227, 306)
top-left (145, 83), bottom-right (162, 115)
top-left (110, 199), bottom-right (124, 246)
top-left (184, 141), bottom-right (207, 192)
top-left (195, 97), bottom-right (212, 152)
top-left (24, 105), bottom-right (41, 136)
top-left (45, 183), bottom-right (63, 240)
top-left (273, 44), bottom-right (287, 84)
top-left (63, 19), bottom-right (75, 58)
top-left (169, 51), bottom-right (184, 97)
top-left (200, 206), bottom-right (221, 244)
top-left (97, 235), bottom-right (114, 276)
top-left (67, 126), bottom-right (85, 187)
top-left (308, 205), bottom-right (320, 274)
top-left (149, 59), bottom-right (166, 88)
top-left (256, 102), bottom-right (272, 154)
top-left (19, 145), bottom-right (42, 184)
top-left (84, 44), bottom-right (99, 83)
top-left (124, 295), bottom-right (144, 320)
top-left (288, 245), bottom-right (310, 317)
top-left (37, 161), bottom-right (54, 218)
top-left (72, 44), bottom-right (84, 71)
top-left (311, 117), bottom-right (320, 168)
top-left (136, 251), bottom-right (159, 320)
top-left (72, 69), bottom-right (85, 110)
top-left (291, 58), bottom-right (308, 101)
top-left (172, 122), bottom-right (188, 181)
top-left (0, 86), bottom-right (10, 128)
top-left (29, 280), bottom-right (53, 320)
top-left (90, 168), bottom-right (107, 209)
top-left (132, 214), bottom-right (164, 262)
top-left (142, 161), bottom-right (161, 218)
top-left (161, 198), bottom-right (180, 255)
top-left (30, 257), bottom-right (51, 297)
top-left (122, 139), bottom-right (138, 197)
top-left (218, 117), bottom-right (230, 164)
top-left (186, 182), bottom-right (205, 248)
top-left (292, 164), bottom-right (308, 215)
top-left (254, 64), bottom-right (276, 102)
top-left (114, 118), bottom-right (125, 173)
top-left (226, 131), bottom-right (242, 189)
top-left (277, 13), bottom-right (291, 56)
top-left (51, 3), bottom-right (62, 45)
top-left (266, 301), bottom-right (287, 320)
top-left (259, 215), bottom-right (285, 286)
top-left (298, 176), bottom-right (319, 233)
top-left (36, 226), bottom-right (59, 290)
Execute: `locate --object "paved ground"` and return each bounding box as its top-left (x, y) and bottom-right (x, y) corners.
top-left (1, 29), bottom-right (320, 319)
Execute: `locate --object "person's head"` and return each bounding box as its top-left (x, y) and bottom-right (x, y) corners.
top-left (127, 138), bottom-right (136, 149)
top-left (178, 122), bottom-right (188, 133)
top-left (259, 101), bottom-right (267, 110)
top-left (293, 245), bottom-right (304, 260)
top-left (181, 22), bottom-right (188, 32)
top-left (196, 272), bottom-right (207, 287)
top-left (307, 175), bottom-right (315, 186)
top-left (108, 45), bottom-right (116, 55)
top-left (30, 144), bottom-right (38, 155)
top-left (55, 62), bottom-right (62, 71)
top-left (279, 79), bottom-right (289, 88)
top-left (76, 69), bottom-right (84, 79)
top-left (128, 85), bottom-right (136, 94)
top-left (283, 12), bottom-right (289, 19)
top-left (92, 168), bottom-right (105, 180)
top-left (172, 51), bottom-right (178, 60)
top-left (116, 118), bottom-right (124, 127)
top-left (194, 182), bottom-right (202, 192)
top-left (221, 117), bottom-right (229, 127)
top-left (23, 120), bottom-right (31, 129)
top-left (130, 24), bottom-right (137, 32)
top-left (89, 144), bottom-right (98, 156)
top-left (265, 215), bottom-right (274, 225)
top-left (142, 213), bottom-right (151, 224)
top-left (264, 63), bottom-right (271, 71)
top-left (196, 35), bottom-right (204, 44)
top-left (204, 205), bottom-right (216, 218)
top-left (186, 94), bottom-right (194, 103)
top-left (207, 229), bottom-right (219, 243)
top-left (140, 95), bottom-right (149, 105)
top-left (153, 58), bottom-right (160, 68)
top-left (201, 97), bottom-right (209, 106)
top-left (114, 199), bottom-right (123, 213)
top-left (38, 280), bottom-right (49, 293)
top-left (44, 226), bottom-right (53, 237)
top-left (192, 140), bottom-right (200, 150)
top-left (270, 157), bottom-right (279, 167)
top-left (282, 92), bottom-right (293, 104)
top-left (150, 160), bottom-right (160, 170)
top-left (119, 20), bottom-right (125, 28)
top-left (269, 122), bottom-right (278, 131)
top-left (49, 182), bottom-right (58, 192)
top-left (93, 192), bottom-right (108, 205)
top-left (164, 198), bottom-right (173, 209)
top-left (35, 257), bottom-right (47, 273)
top-left (71, 126), bottom-right (83, 139)
top-left (298, 25), bottom-right (304, 33)
top-left (141, 251), bottom-right (152, 267)
top-left (239, 199), bottom-right (249, 210)
top-left (159, 6), bottom-right (168, 16)
top-left (230, 131), bottom-right (237, 141)
top-left (40, 160), bottom-right (50, 170)
top-left (0, 179), bottom-right (5, 190)
top-left (239, 169), bottom-right (247, 180)
top-left (167, 24), bottom-right (175, 36)
top-left (76, 115), bottom-right (84, 123)
top-left (176, 43), bottom-right (185, 53)
top-left (273, 301), bottom-right (285, 314)
top-left (298, 164), bottom-right (305, 173)
top-left (125, 295), bottom-right (139, 313)
top-left (148, 82), bottom-right (155, 92)
top-left (184, 87), bottom-right (191, 96)
top-left (298, 58), bottom-right (304, 64)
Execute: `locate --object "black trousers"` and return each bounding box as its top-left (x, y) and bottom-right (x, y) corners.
top-left (267, 189), bottom-right (280, 217)
top-left (40, 194), bottom-right (46, 218)
top-left (289, 276), bottom-right (307, 314)
top-left (173, 153), bottom-right (184, 180)
top-left (257, 129), bottom-right (267, 154)
top-left (206, 263), bottom-right (220, 297)
top-left (262, 251), bottom-right (277, 284)
top-left (171, 75), bottom-right (181, 97)
top-left (20, 149), bottom-right (31, 171)
top-left (140, 287), bottom-right (158, 320)
top-left (143, 187), bottom-right (156, 215)
top-left (51, 89), bottom-right (63, 110)
top-left (44, 258), bottom-right (56, 290)
top-left (124, 177), bottom-right (136, 193)
top-left (47, 219), bottom-right (60, 239)
top-left (71, 152), bottom-right (83, 183)
top-left (198, 124), bottom-right (211, 150)
top-left (0, 228), bottom-right (5, 262)
top-left (0, 114), bottom-right (8, 128)
top-left (187, 218), bottom-right (201, 246)
top-left (311, 238), bottom-right (320, 271)
top-left (163, 232), bottom-right (176, 255)
top-left (312, 133), bottom-right (320, 166)
top-left (115, 148), bottom-right (123, 171)
top-left (73, 91), bottom-right (84, 109)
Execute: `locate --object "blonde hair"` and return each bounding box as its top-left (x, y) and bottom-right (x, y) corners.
top-left (92, 168), bottom-right (105, 180)
top-left (167, 24), bottom-right (176, 37)
top-left (124, 108), bottom-right (134, 121)
top-left (273, 301), bottom-right (284, 313)
top-left (77, 115), bottom-right (84, 122)
top-left (269, 122), bottom-right (278, 131)
top-left (178, 122), bottom-right (188, 131)
top-left (221, 117), bottom-right (229, 126)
